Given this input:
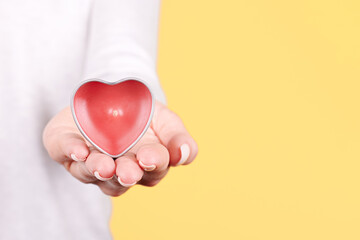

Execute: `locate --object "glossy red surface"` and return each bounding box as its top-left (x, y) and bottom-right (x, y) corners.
top-left (73, 80), bottom-right (153, 157)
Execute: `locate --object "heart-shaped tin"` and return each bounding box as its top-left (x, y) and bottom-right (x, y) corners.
top-left (71, 78), bottom-right (154, 158)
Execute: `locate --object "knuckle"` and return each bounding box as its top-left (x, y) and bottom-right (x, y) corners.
top-left (141, 179), bottom-right (161, 187)
top-left (98, 181), bottom-right (128, 197)
top-left (81, 178), bottom-right (98, 184)
top-left (107, 191), bottom-right (123, 197)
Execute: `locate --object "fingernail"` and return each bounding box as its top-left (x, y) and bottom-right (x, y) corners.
top-left (94, 171), bottom-right (113, 181)
top-left (139, 161), bottom-right (156, 171)
top-left (177, 144), bottom-right (190, 166)
top-left (71, 153), bottom-right (85, 162)
top-left (117, 177), bottom-right (137, 188)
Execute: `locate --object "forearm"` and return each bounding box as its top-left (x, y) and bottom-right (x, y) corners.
top-left (82, 0), bottom-right (166, 104)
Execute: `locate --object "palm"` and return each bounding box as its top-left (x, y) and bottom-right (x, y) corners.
top-left (43, 101), bottom-right (197, 196)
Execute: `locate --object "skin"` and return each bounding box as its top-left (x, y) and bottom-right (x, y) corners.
top-left (42, 101), bottom-right (198, 196)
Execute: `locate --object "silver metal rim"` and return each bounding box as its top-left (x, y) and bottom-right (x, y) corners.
top-left (70, 77), bottom-right (155, 159)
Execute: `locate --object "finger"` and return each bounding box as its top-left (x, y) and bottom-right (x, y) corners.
top-left (132, 128), bottom-right (169, 172)
top-left (64, 147), bottom-right (115, 183)
top-left (96, 180), bottom-right (129, 197)
top-left (115, 153), bottom-right (144, 187)
top-left (167, 134), bottom-right (198, 166)
top-left (57, 132), bottom-right (90, 163)
top-left (152, 102), bottom-right (198, 166)
top-left (136, 143), bottom-right (170, 186)
top-left (85, 147), bottom-right (116, 181)
top-left (64, 147), bottom-right (116, 184)
top-left (63, 160), bottom-right (96, 184)
top-left (42, 106), bottom-right (90, 163)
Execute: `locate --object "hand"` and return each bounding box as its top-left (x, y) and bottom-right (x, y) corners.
top-left (42, 101), bottom-right (198, 196)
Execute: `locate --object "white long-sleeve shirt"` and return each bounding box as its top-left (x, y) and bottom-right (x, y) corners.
top-left (0, 0), bottom-right (165, 239)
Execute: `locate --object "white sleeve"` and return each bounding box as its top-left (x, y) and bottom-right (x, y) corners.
top-left (82, 0), bottom-right (166, 104)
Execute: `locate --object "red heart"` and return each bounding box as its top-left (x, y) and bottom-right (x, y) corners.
top-left (71, 79), bottom-right (154, 158)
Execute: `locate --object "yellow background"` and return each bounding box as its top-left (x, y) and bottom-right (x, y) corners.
top-left (111, 1), bottom-right (360, 239)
